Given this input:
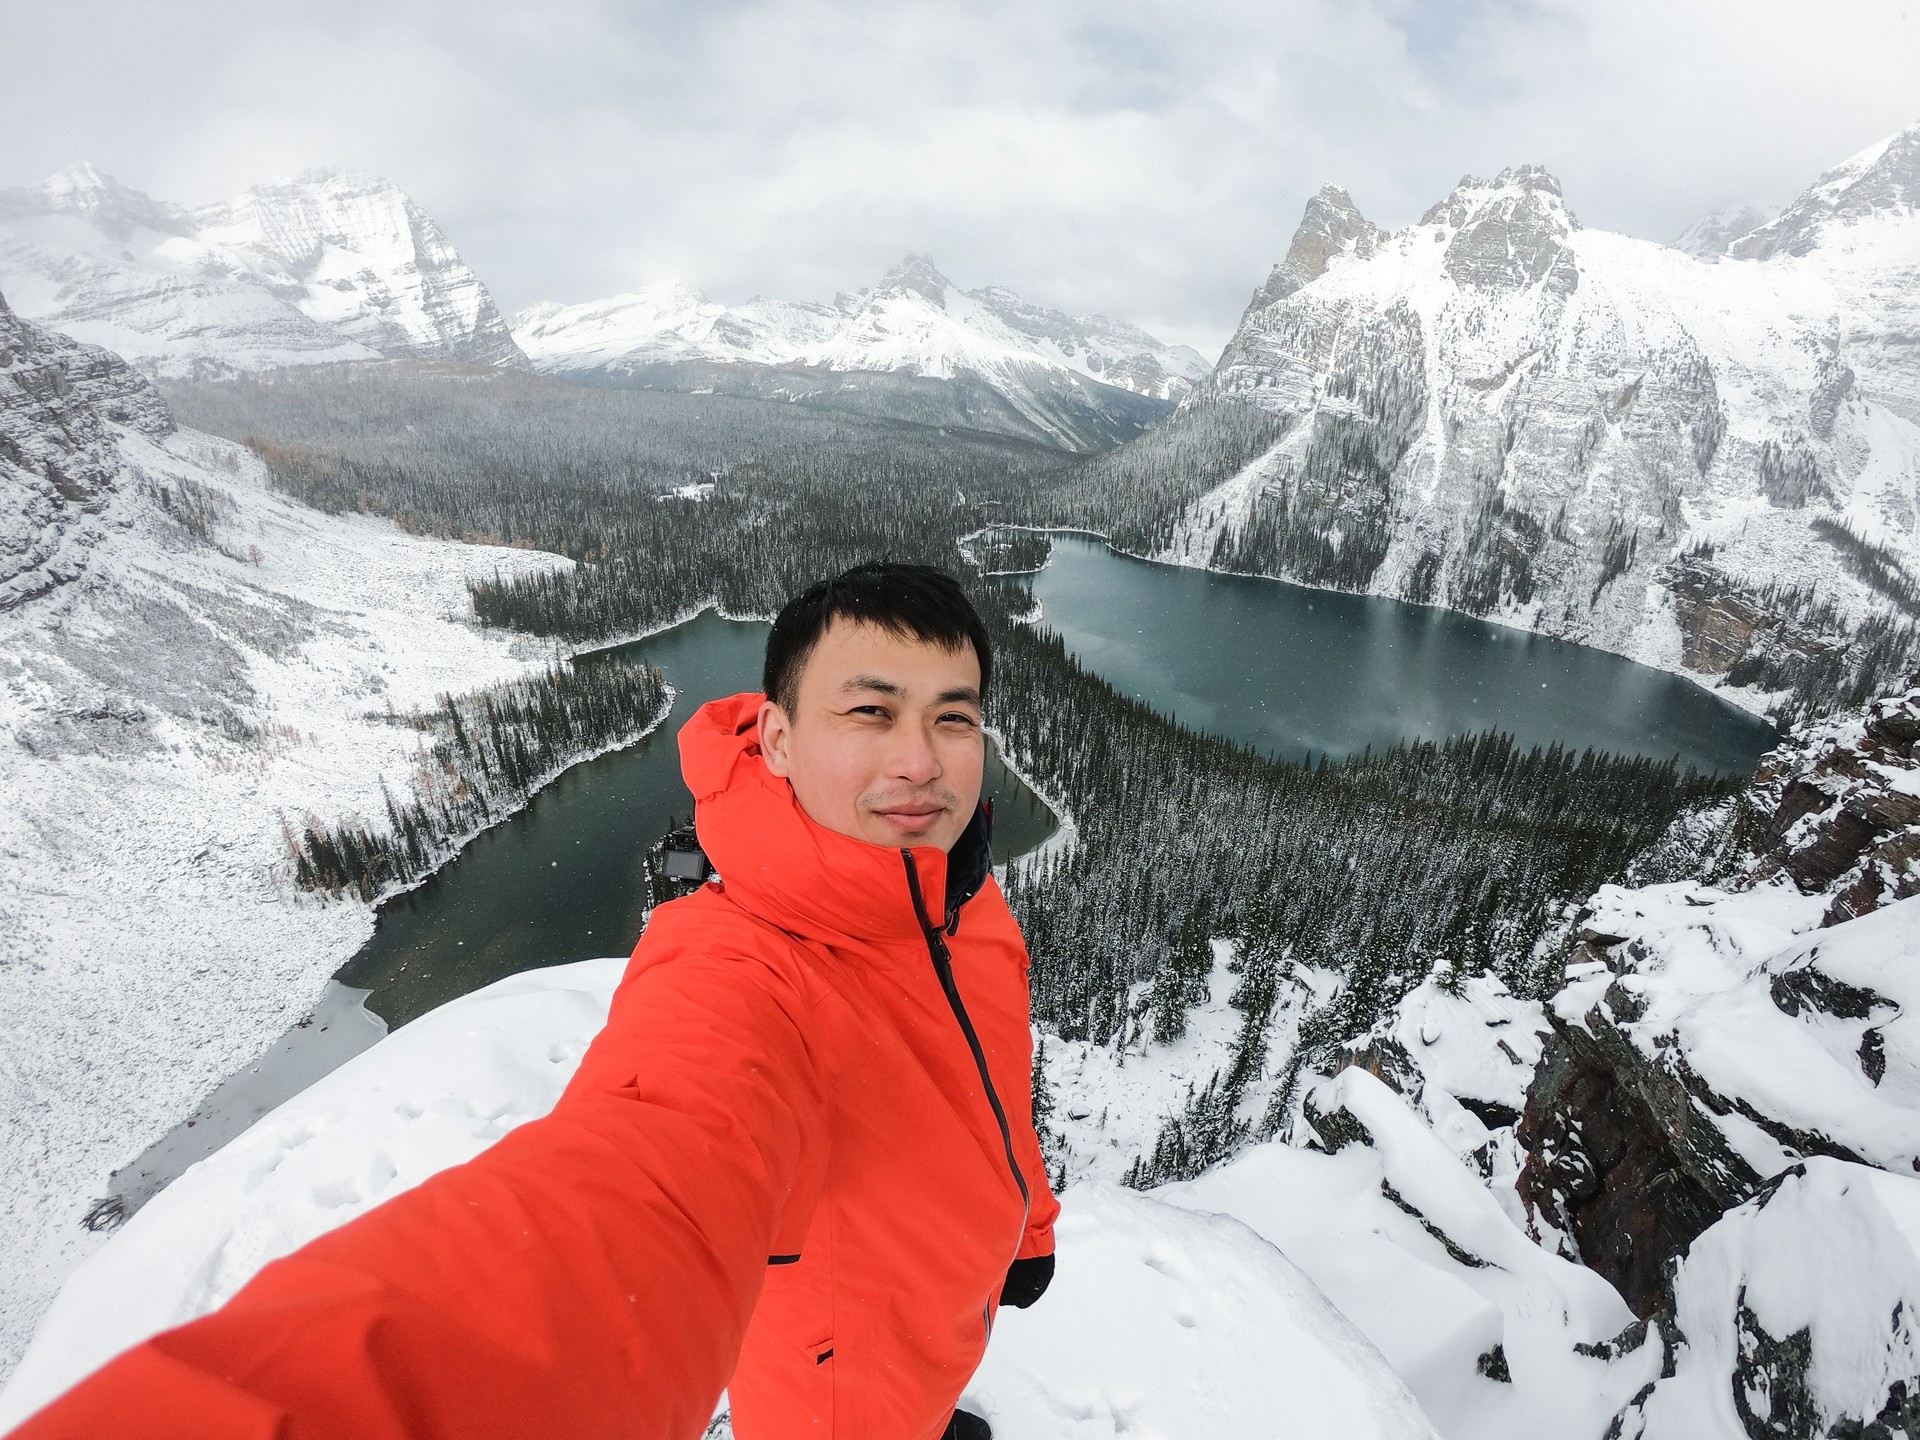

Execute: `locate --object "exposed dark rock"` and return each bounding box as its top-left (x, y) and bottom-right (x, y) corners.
top-left (1740, 679), bottom-right (1920, 925)
top-left (1301, 1085), bottom-right (1375, 1154)
top-left (1574, 1318), bottom-right (1649, 1362)
top-left (1828, 1377), bottom-right (1920, 1439)
top-left (1518, 1009), bottom-right (1757, 1318)
top-left (1, 287), bottom-right (173, 608)
top-left (1667, 565), bottom-right (1776, 674)
top-left (1243, 185), bottom-right (1385, 313)
top-left (1455, 1095), bottom-right (1522, 1131)
top-left (1731, 1294), bottom-right (1820, 1439)
top-left (1329, 1034), bottom-right (1422, 1097)
top-left (1380, 1180), bottom-right (1490, 1269)
top-left (1861, 1028), bottom-right (1889, 1087)
top-left (1769, 966), bottom-right (1894, 1022)
top-left (1475, 1343), bottom-right (1512, 1383)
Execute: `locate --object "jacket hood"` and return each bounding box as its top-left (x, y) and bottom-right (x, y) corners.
top-left (678, 692), bottom-right (990, 945)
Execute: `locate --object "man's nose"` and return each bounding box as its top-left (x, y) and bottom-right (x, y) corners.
top-left (889, 723), bottom-right (942, 785)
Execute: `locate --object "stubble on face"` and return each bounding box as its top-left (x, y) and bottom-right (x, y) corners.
top-left (757, 619), bottom-right (985, 852)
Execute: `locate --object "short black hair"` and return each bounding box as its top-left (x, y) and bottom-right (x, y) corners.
top-left (763, 563), bottom-right (992, 714)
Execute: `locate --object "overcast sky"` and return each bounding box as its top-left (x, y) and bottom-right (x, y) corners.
top-left (4, 0), bottom-right (1917, 357)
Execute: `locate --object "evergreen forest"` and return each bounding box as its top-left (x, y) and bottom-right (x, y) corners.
top-left (289, 657), bottom-right (670, 902)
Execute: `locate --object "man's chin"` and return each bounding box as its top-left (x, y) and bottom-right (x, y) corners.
top-left (865, 810), bottom-right (953, 846)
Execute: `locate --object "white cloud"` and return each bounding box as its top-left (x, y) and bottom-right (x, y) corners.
top-left (3, 0), bottom-right (1917, 357)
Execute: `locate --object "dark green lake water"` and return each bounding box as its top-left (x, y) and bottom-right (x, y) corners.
top-left (338, 611), bottom-right (1058, 1027)
top-left (1022, 536), bottom-right (1777, 774)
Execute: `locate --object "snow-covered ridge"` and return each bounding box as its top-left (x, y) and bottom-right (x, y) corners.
top-left (0, 959), bottom-right (1439, 1440)
top-left (1152, 124), bottom-right (1920, 710)
top-left (0, 291), bottom-right (567, 1381)
top-left (0, 163), bottom-right (525, 380)
top-left (513, 255), bottom-right (1211, 452)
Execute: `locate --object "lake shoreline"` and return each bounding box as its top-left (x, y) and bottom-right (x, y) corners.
top-left (985, 523), bottom-right (1787, 728)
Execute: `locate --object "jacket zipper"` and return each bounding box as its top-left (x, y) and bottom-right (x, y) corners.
top-left (902, 844), bottom-right (1036, 1344)
top-left (901, 849), bottom-right (1032, 1342)
top-left (902, 850), bottom-right (1031, 1209)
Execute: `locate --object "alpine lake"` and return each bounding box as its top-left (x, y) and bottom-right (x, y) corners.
top-left (111, 535), bottom-right (1775, 1214)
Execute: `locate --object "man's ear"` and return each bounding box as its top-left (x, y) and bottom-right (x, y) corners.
top-left (758, 697), bottom-right (794, 778)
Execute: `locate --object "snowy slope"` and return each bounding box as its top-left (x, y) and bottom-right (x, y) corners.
top-left (0, 164), bottom-right (525, 379)
top-left (0, 958), bottom-right (1437, 1440)
top-left (513, 256), bottom-right (1210, 452)
top-left (1671, 203), bottom-right (1779, 259)
top-left (0, 290), bottom-right (568, 1380)
top-left (1146, 124), bottom-right (1920, 701)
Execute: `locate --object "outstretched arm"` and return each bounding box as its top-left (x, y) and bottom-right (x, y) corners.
top-left (11, 947), bottom-right (827, 1440)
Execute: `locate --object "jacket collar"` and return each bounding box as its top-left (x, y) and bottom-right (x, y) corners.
top-left (679, 693), bottom-right (990, 946)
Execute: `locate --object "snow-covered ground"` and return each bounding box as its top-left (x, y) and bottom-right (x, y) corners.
top-left (0, 416), bottom-right (576, 1380)
top-left (0, 957), bottom-right (1436, 1440)
top-left (24, 891), bottom-right (1909, 1438)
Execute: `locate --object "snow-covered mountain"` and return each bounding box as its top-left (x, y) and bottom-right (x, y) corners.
top-left (0, 284), bottom-right (566, 1381)
top-left (0, 164), bottom-right (525, 379)
top-left (1669, 202), bottom-right (1779, 259)
top-left (1112, 123), bottom-right (1920, 711)
top-left (513, 256), bottom-right (1211, 452)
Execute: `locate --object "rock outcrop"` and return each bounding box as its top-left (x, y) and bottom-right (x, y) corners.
top-left (1517, 684), bottom-right (1920, 1321)
top-left (1746, 679), bottom-right (1920, 925)
top-left (1606, 1159), bottom-right (1920, 1439)
top-left (0, 287), bottom-right (171, 607)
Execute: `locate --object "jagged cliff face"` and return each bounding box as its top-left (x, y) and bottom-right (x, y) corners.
top-left (0, 288), bottom-right (171, 607)
top-left (0, 164), bottom-right (525, 379)
top-left (1153, 133), bottom-right (1920, 699)
top-left (1513, 679), bottom-right (1920, 1432)
top-left (512, 255), bottom-right (1211, 452)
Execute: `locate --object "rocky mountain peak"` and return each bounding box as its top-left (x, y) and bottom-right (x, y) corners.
top-left (1731, 119), bottom-right (1920, 260)
top-left (1, 287), bottom-right (172, 608)
top-left (1420, 164), bottom-right (1578, 230)
top-left (187, 171), bottom-right (526, 367)
top-left (1415, 165), bottom-right (1581, 295)
top-left (1672, 201), bottom-right (1782, 259)
top-left (0, 162), bottom-right (194, 240)
top-left (1247, 185), bottom-right (1385, 311)
top-left (876, 254), bottom-right (953, 309)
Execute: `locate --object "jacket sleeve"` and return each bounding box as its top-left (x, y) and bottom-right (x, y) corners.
top-left (9, 942), bottom-right (828, 1440)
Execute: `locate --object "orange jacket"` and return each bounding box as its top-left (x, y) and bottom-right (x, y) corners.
top-left (11, 693), bottom-right (1059, 1440)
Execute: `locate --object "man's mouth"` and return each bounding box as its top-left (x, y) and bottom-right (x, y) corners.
top-left (870, 799), bottom-right (951, 833)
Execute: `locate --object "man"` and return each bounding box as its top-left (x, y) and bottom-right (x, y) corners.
top-left (12, 563), bottom-right (1059, 1440)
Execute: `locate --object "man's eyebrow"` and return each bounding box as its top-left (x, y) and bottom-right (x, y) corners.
top-left (839, 674), bottom-right (907, 697)
top-left (834, 677), bottom-right (981, 707)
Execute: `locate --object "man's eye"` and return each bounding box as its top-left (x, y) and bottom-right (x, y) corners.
top-left (940, 712), bottom-right (978, 726)
top-left (851, 705), bottom-right (889, 717)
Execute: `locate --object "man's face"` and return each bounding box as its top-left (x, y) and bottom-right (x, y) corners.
top-left (758, 618), bottom-right (985, 853)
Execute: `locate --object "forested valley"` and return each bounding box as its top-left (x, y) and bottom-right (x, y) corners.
top-left (171, 362), bottom-right (1772, 1181)
top-left (169, 364), bottom-right (1070, 639)
top-left (290, 658), bottom-right (671, 902)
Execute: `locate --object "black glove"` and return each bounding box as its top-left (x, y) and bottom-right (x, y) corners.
top-left (999, 1252), bottom-right (1054, 1309)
